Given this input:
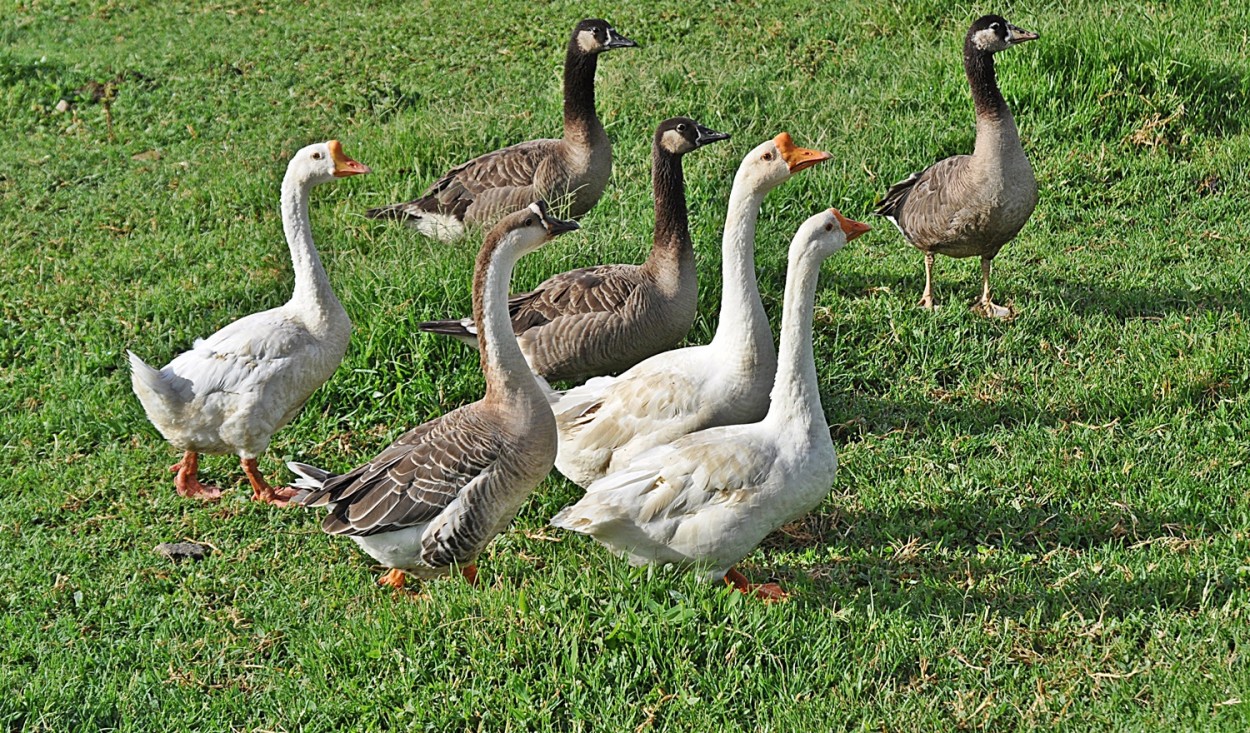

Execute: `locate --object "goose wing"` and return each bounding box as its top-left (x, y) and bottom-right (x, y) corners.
top-left (296, 406), bottom-right (504, 551)
top-left (417, 139), bottom-right (565, 217)
top-left (874, 155), bottom-right (974, 246)
top-left (509, 264), bottom-right (645, 333)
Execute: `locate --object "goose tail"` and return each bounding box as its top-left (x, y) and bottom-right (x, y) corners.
top-left (127, 350), bottom-right (187, 427)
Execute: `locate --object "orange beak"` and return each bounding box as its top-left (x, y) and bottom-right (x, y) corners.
top-left (831, 209), bottom-right (871, 241)
top-left (774, 132), bottom-right (832, 173)
top-left (328, 140), bottom-right (371, 177)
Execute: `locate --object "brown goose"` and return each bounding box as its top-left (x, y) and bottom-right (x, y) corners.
top-left (417, 117), bottom-right (730, 381)
top-left (874, 14), bottom-right (1039, 318)
top-left (365, 19), bottom-right (636, 241)
top-left (288, 203), bottom-right (579, 589)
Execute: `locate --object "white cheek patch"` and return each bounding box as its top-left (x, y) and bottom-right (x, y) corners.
top-left (577, 30), bottom-right (599, 53)
top-left (973, 28), bottom-right (999, 51)
top-left (528, 202), bottom-right (543, 216)
top-left (661, 129), bottom-right (685, 153)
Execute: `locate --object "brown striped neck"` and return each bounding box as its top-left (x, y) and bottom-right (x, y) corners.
top-left (644, 144), bottom-right (691, 271)
top-left (964, 43), bottom-right (1008, 121)
top-left (562, 47), bottom-right (603, 146)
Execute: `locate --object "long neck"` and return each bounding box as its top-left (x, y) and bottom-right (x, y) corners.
top-left (964, 45), bottom-right (1022, 159)
top-left (280, 172), bottom-right (335, 310)
top-left (562, 46), bottom-right (602, 146)
top-left (709, 173), bottom-right (771, 358)
top-left (643, 146), bottom-right (691, 273)
top-left (764, 247), bottom-right (826, 434)
top-left (474, 236), bottom-right (541, 403)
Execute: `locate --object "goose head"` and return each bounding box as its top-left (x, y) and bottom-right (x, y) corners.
top-left (495, 201), bottom-right (581, 258)
top-left (967, 15), bottom-right (1039, 54)
top-left (571, 19), bottom-right (637, 55)
top-left (797, 208), bottom-right (871, 260)
top-left (735, 132), bottom-right (831, 194)
top-left (656, 117), bottom-right (731, 156)
top-left (289, 140), bottom-right (371, 186)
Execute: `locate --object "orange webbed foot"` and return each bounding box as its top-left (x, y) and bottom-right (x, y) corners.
top-left (171, 451), bottom-right (222, 502)
top-left (377, 568), bottom-right (407, 590)
top-left (724, 568), bottom-right (789, 603)
top-left (241, 458), bottom-right (297, 507)
top-left (459, 564), bottom-right (479, 587)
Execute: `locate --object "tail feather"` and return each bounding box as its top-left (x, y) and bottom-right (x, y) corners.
top-left (417, 317), bottom-right (479, 347)
top-left (287, 461), bottom-right (336, 495)
top-left (366, 200), bottom-right (466, 241)
top-left (128, 350), bottom-right (189, 426)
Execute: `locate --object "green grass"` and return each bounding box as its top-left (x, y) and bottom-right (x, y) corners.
top-left (3, 0), bottom-right (1249, 730)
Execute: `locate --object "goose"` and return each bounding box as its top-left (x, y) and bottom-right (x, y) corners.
top-left (287, 202), bottom-right (579, 590)
top-left (417, 117), bottom-right (730, 382)
top-left (128, 141), bottom-right (369, 505)
top-left (552, 209), bottom-right (870, 599)
top-left (551, 132), bottom-right (831, 488)
top-left (365, 19), bottom-right (636, 241)
top-left (874, 14), bottom-right (1039, 318)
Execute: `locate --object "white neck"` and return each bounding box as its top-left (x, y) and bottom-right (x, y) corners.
top-left (709, 172), bottom-right (775, 366)
top-left (764, 245), bottom-right (827, 435)
top-left (280, 172), bottom-right (338, 314)
top-left (479, 236), bottom-right (545, 403)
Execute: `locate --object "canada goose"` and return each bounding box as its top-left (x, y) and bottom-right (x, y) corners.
top-left (875, 14), bottom-right (1039, 318)
top-left (128, 141), bottom-right (369, 505)
top-left (366, 19), bottom-right (636, 241)
top-left (417, 117), bottom-right (730, 381)
top-left (552, 209), bottom-right (869, 600)
top-left (288, 203), bottom-right (579, 589)
top-left (551, 133), bottom-right (831, 487)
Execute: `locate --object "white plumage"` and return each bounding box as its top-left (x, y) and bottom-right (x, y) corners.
top-left (553, 209), bottom-right (871, 600)
top-left (129, 140), bottom-right (369, 503)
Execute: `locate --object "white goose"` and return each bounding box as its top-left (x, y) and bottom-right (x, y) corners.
top-left (551, 133), bottom-right (830, 487)
top-left (552, 209), bottom-right (870, 599)
top-left (288, 203), bottom-right (579, 589)
top-left (128, 141), bottom-right (369, 504)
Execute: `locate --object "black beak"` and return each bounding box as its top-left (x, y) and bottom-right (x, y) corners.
top-left (1007, 24), bottom-right (1040, 44)
top-left (695, 124), bottom-right (731, 146)
top-left (605, 28), bottom-right (638, 49)
top-left (542, 216), bottom-right (581, 236)
top-left (531, 202), bottom-right (579, 235)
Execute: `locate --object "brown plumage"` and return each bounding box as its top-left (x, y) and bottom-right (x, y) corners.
top-left (875, 14), bottom-right (1039, 317)
top-left (366, 19), bottom-right (636, 241)
top-left (418, 117), bottom-right (730, 382)
top-left (289, 203), bottom-right (579, 587)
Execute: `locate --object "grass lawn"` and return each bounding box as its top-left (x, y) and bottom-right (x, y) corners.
top-left (3, 0), bottom-right (1249, 729)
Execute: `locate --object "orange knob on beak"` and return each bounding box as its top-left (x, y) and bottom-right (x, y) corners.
top-left (774, 132), bottom-right (832, 173)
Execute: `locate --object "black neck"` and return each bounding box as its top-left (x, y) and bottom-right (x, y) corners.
top-left (563, 46), bottom-right (600, 140)
top-left (650, 146), bottom-right (689, 257)
top-left (963, 43), bottom-right (1007, 119)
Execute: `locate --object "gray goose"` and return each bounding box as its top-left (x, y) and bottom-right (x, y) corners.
top-left (365, 19), bottom-right (636, 241)
top-left (874, 14), bottom-right (1039, 318)
top-left (288, 203), bottom-right (579, 589)
top-left (417, 117), bottom-right (730, 382)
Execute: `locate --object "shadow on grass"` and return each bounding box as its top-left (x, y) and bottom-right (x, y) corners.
top-left (765, 498), bottom-right (1235, 619)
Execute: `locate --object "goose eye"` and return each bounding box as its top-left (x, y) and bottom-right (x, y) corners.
top-left (312, 152), bottom-right (323, 160)
top-left (525, 217), bottom-right (534, 226)
top-left (677, 124), bottom-right (687, 131)
top-left (825, 223), bottom-right (834, 232)
top-left (762, 152), bottom-right (774, 161)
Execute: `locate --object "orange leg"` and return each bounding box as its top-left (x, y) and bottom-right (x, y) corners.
top-left (459, 564), bottom-right (479, 587)
top-left (377, 568), bottom-right (407, 590)
top-left (241, 458), bottom-right (297, 506)
top-left (724, 567), bottom-right (789, 603)
top-left (170, 451), bottom-right (223, 502)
